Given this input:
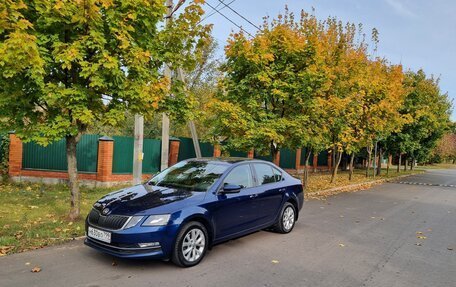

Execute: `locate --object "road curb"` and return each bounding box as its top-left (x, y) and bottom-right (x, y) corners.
top-left (305, 172), bottom-right (423, 200)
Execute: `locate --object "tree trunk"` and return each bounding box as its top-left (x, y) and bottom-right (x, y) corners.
top-left (348, 153), bottom-right (355, 181)
top-left (331, 146), bottom-right (336, 173)
top-left (66, 134), bottom-right (80, 220)
top-left (397, 153), bottom-right (401, 173)
top-left (330, 151), bottom-right (343, 183)
top-left (404, 157), bottom-right (408, 171)
top-left (386, 153), bottom-right (392, 175)
top-left (366, 146), bottom-right (372, 177)
top-left (376, 148), bottom-right (383, 176)
top-left (313, 155), bottom-right (317, 173)
top-left (303, 149), bottom-right (312, 189)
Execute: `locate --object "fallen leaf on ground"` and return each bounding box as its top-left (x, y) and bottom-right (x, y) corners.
top-left (417, 236), bottom-right (427, 239)
top-left (415, 243), bottom-right (422, 246)
top-left (14, 231), bottom-right (23, 239)
top-left (0, 246), bottom-right (14, 255)
top-left (271, 260), bottom-right (279, 264)
top-left (31, 267), bottom-right (41, 273)
top-left (339, 243), bottom-right (345, 247)
top-left (447, 247), bottom-right (454, 251)
top-left (25, 262), bottom-right (31, 265)
top-left (416, 231), bottom-right (423, 235)
top-left (112, 261), bottom-right (118, 266)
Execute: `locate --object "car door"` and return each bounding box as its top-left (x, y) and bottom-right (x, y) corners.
top-left (213, 164), bottom-right (259, 239)
top-left (251, 163), bottom-right (285, 225)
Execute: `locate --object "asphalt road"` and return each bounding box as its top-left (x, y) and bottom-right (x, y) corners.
top-left (1, 169), bottom-right (455, 287)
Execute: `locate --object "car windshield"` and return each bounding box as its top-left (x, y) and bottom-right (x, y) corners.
top-left (148, 161), bottom-right (228, 192)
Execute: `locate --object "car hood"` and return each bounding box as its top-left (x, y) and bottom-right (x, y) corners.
top-left (92, 184), bottom-right (207, 216)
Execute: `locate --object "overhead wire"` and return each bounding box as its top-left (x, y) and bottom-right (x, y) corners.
top-left (198, 0), bottom-right (237, 24)
top-left (204, 1), bottom-right (254, 37)
top-left (215, 0), bottom-right (261, 31)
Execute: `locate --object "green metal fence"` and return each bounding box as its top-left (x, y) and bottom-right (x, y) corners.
top-left (112, 136), bottom-right (161, 174)
top-left (22, 134), bottom-right (99, 172)
top-left (300, 148), bottom-right (328, 166)
top-left (254, 151), bottom-right (273, 162)
top-left (300, 148), bottom-right (313, 165)
top-left (227, 149), bottom-right (248, 157)
top-left (20, 132), bottom-right (330, 176)
top-left (279, 148), bottom-right (296, 169)
top-left (177, 137), bottom-right (214, 161)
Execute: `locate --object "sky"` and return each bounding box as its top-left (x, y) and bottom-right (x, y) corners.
top-left (199, 0), bottom-right (456, 121)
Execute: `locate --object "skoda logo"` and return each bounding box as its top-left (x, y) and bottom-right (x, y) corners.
top-left (102, 208), bottom-right (110, 215)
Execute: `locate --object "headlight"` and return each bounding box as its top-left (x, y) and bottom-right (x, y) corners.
top-left (142, 214), bottom-right (171, 226)
top-left (123, 216), bottom-right (144, 229)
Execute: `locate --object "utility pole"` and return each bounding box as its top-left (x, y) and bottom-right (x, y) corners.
top-left (133, 114), bottom-right (144, 185)
top-left (160, 0), bottom-right (201, 171)
top-left (177, 68), bottom-right (202, 158)
top-left (160, 0), bottom-right (174, 171)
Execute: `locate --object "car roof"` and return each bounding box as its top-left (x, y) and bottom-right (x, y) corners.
top-left (186, 157), bottom-right (261, 165)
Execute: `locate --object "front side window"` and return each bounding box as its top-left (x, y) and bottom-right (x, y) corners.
top-left (254, 163), bottom-right (276, 185)
top-left (149, 161), bottom-right (228, 192)
top-left (223, 165), bottom-right (254, 189)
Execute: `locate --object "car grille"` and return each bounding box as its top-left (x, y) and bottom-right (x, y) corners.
top-left (88, 209), bottom-right (129, 230)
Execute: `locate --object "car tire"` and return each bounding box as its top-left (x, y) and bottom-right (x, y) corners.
top-left (273, 202), bottom-right (296, 234)
top-left (171, 221), bottom-right (209, 267)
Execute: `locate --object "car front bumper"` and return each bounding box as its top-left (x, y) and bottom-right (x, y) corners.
top-left (84, 220), bottom-right (180, 259)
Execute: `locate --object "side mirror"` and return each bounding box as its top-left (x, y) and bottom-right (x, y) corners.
top-left (221, 184), bottom-right (242, 194)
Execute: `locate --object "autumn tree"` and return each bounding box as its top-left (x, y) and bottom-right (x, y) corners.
top-left (0, 0), bottom-right (210, 219)
top-left (386, 70), bottom-right (451, 170)
top-left (208, 10), bottom-right (327, 166)
top-left (433, 132), bottom-right (456, 163)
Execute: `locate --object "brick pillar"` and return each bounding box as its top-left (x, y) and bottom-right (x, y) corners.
top-left (97, 136), bottom-right (114, 182)
top-left (8, 133), bottom-right (23, 177)
top-left (313, 154), bottom-right (318, 170)
top-left (247, 149), bottom-right (254, 159)
top-left (168, 138), bottom-right (180, 166)
top-left (273, 151), bottom-right (280, 166)
top-left (213, 144), bottom-right (221, 157)
top-left (295, 149), bottom-right (302, 170)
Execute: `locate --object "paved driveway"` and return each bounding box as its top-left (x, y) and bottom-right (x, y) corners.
top-left (1, 169), bottom-right (455, 287)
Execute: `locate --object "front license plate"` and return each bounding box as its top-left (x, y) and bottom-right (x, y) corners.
top-left (88, 226), bottom-right (111, 243)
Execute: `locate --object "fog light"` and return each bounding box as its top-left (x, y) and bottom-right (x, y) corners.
top-left (138, 242), bottom-right (160, 248)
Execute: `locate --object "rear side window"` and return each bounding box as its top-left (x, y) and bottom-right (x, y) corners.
top-left (223, 165), bottom-right (254, 189)
top-left (273, 167), bottom-right (283, 182)
top-left (254, 163), bottom-right (276, 185)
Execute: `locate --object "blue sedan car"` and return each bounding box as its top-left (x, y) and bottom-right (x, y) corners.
top-left (85, 158), bottom-right (303, 267)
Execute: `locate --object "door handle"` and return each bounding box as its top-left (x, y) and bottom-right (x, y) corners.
top-left (249, 194), bottom-right (258, 199)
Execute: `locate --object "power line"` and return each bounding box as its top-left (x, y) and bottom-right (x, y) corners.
top-left (204, 1), bottom-right (254, 37)
top-left (198, 0), bottom-right (236, 24)
top-left (215, 0), bottom-right (261, 31)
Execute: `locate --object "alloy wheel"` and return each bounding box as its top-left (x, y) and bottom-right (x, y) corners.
top-left (282, 206), bottom-right (295, 231)
top-left (182, 228), bottom-right (206, 262)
